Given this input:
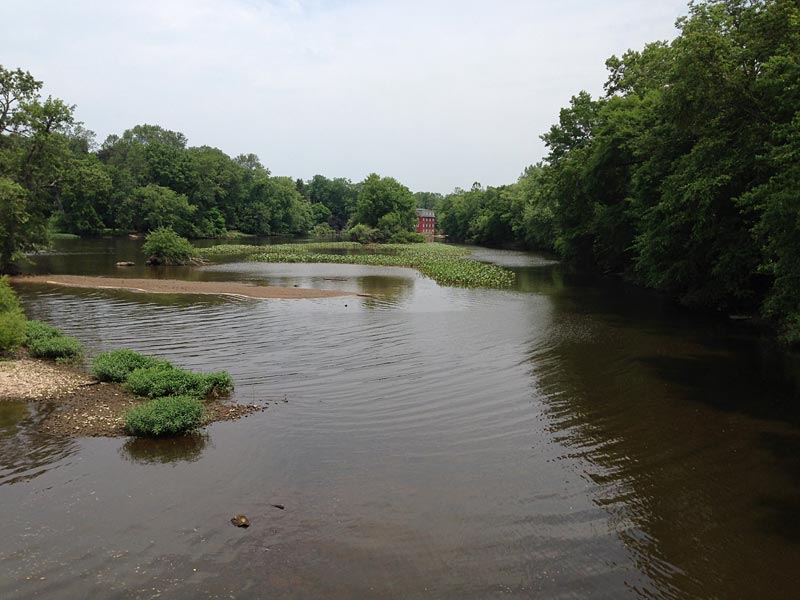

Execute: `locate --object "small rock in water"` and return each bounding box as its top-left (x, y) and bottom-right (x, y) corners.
top-left (231, 514), bottom-right (250, 528)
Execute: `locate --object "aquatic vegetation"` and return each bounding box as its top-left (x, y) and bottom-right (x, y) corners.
top-left (204, 242), bottom-right (515, 288)
top-left (92, 349), bottom-right (172, 382)
top-left (124, 395), bottom-right (205, 437)
top-left (215, 230), bottom-right (255, 240)
top-left (203, 241), bottom-right (364, 256)
top-left (125, 366), bottom-right (233, 399)
top-left (25, 320), bottom-right (82, 360)
top-left (0, 276), bottom-right (26, 355)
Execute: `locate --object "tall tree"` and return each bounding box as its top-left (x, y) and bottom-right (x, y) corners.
top-left (354, 173), bottom-right (416, 234)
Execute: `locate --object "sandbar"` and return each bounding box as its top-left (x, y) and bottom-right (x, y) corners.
top-left (12, 275), bottom-right (356, 299)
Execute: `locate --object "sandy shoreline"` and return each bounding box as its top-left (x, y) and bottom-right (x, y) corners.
top-left (11, 275), bottom-right (356, 299)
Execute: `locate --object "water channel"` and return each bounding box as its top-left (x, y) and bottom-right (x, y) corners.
top-left (1, 238), bottom-right (799, 599)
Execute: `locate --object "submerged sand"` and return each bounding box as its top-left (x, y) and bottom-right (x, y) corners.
top-left (12, 275), bottom-right (355, 299)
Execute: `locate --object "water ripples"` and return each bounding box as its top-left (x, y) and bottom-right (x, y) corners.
top-left (6, 250), bottom-right (800, 599)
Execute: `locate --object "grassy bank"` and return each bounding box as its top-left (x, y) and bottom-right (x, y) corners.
top-left (204, 242), bottom-right (515, 288)
top-left (2, 276), bottom-right (83, 360)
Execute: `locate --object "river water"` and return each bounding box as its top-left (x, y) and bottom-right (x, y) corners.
top-left (2, 238), bottom-right (799, 599)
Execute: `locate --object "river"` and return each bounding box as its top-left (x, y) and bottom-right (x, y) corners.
top-left (1, 238), bottom-right (799, 599)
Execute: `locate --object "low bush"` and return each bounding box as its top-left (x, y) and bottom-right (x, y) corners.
top-left (0, 310), bottom-right (26, 355)
top-left (0, 276), bottom-right (26, 355)
top-left (347, 224), bottom-right (381, 244)
top-left (124, 366), bottom-right (233, 398)
top-left (311, 223), bottom-right (335, 237)
top-left (24, 319), bottom-right (60, 342)
top-left (124, 395), bottom-right (205, 437)
top-left (142, 227), bottom-right (197, 265)
top-left (387, 230), bottom-right (425, 244)
top-left (0, 275), bottom-right (22, 313)
top-left (92, 349), bottom-right (172, 382)
top-left (25, 320), bottom-right (82, 360)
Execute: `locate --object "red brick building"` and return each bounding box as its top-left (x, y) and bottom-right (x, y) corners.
top-left (415, 208), bottom-right (435, 242)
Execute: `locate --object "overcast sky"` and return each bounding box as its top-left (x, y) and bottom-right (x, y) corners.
top-left (2, 0), bottom-right (689, 193)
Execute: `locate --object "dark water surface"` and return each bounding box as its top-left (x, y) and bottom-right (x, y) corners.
top-left (2, 239), bottom-right (800, 599)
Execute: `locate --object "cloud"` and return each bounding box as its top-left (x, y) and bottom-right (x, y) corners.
top-left (1, 0), bottom-right (688, 192)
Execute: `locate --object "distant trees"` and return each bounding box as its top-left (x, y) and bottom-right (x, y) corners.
top-left (308, 174), bottom-right (358, 230)
top-left (439, 182), bottom-right (525, 247)
top-left (351, 173), bottom-right (418, 241)
top-left (96, 125), bottom-right (313, 238)
top-left (0, 63), bottom-right (427, 262)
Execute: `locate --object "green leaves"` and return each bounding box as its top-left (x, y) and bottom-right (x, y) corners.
top-left (25, 320), bottom-right (82, 360)
top-left (141, 227), bottom-right (197, 265)
top-left (354, 173), bottom-right (416, 233)
top-left (92, 349), bottom-right (173, 383)
top-left (0, 178), bottom-right (39, 273)
top-left (124, 367), bottom-right (233, 399)
top-left (91, 349), bottom-right (233, 436)
top-left (0, 276), bottom-right (26, 355)
top-left (124, 396), bottom-right (205, 437)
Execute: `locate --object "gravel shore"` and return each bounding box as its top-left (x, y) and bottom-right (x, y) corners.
top-left (0, 354), bottom-right (263, 437)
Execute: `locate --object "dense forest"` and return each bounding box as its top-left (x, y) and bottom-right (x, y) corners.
top-left (0, 80), bottom-right (420, 272)
top-left (1, 0), bottom-right (798, 343)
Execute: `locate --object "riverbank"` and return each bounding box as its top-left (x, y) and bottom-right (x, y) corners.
top-left (12, 275), bottom-right (357, 299)
top-left (0, 353), bottom-right (263, 437)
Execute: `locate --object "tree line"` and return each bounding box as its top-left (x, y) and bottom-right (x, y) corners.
top-left (0, 73), bottom-right (421, 272)
top-left (433, 0), bottom-right (800, 344)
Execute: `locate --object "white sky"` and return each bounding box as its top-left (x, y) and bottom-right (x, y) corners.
top-left (2, 0), bottom-right (689, 193)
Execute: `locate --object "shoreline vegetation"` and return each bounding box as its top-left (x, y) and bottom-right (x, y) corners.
top-left (204, 242), bottom-right (515, 288)
top-left (0, 352), bottom-right (262, 437)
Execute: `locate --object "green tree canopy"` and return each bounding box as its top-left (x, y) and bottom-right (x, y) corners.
top-left (354, 173), bottom-right (416, 235)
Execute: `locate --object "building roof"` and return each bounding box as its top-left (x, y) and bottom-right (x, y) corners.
top-left (415, 208), bottom-right (435, 218)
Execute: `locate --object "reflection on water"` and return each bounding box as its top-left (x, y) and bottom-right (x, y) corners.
top-left (0, 403), bottom-right (77, 486)
top-left (120, 434), bottom-right (210, 465)
top-left (527, 267), bottom-right (800, 599)
top-left (0, 402), bottom-right (28, 433)
top-left (2, 238), bottom-right (800, 599)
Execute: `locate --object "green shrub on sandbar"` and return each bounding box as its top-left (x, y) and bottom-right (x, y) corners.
top-left (25, 320), bottom-right (82, 360)
top-left (124, 366), bottom-right (233, 399)
top-left (0, 276), bottom-right (26, 355)
top-left (92, 349), bottom-right (172, 382)
top-left (124, 395), bottom-right (205, 437)
top-left (142, 227), bottom-right (197, 265)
